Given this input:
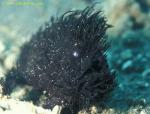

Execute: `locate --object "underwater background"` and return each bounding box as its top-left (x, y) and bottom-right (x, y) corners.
top-left (0, 0), bottom-right (150, 114)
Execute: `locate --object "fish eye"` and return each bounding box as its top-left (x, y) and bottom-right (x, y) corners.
top-left (73, 51), bottom-right (79, 57)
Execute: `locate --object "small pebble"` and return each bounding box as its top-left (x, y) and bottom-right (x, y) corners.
top-left (122, 60), bottom-right (133, 71)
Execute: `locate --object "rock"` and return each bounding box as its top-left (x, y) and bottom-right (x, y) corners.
top-left (0, 41), bottom-right (5, 54)
top-left (4, 53), bottom-right (17, 70)
top-left (136, 81), bottom-right (149, 90)
top-left (0, 97), bottom-right (57, 114)
top-left (120, 49), bottom-right (133, 60)
top-left (140, 110), bottom-right (146, 114)
top-left (52, 105), bottom-right (62, 114)
top-left (101, 108), bottom-right (116, 114)
top-left (121, 59), bottom-right (145, 74)
top-left (0, 66), bottom-right (5, 78)
top-left (10, 86), bottom-right (31, 99)
top-left (122, 32), bottom-right (144, 49)
top-left (142, 69), bottom-right (150, 77)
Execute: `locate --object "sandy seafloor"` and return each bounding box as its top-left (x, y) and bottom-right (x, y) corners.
top-left (0, 0), bottom-right (150, 114)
